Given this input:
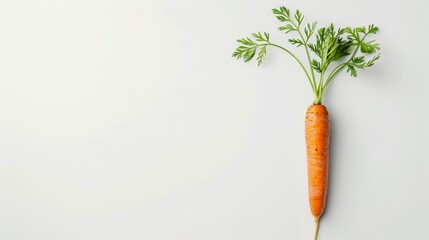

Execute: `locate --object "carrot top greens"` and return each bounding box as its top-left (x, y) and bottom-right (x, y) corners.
top-left (232, 6), bottom-right (380, 104)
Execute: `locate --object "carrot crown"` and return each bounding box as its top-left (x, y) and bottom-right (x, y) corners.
top-left (232, 6), bottom-right (380, 104)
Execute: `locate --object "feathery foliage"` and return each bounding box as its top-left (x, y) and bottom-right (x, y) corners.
top-left (232, 6), bottom-right (381, 104)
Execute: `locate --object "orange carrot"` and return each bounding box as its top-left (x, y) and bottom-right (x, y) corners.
top-left (305, 104), bottom-right (330, 238)
top-left (233, 6), bottom-right (380, 240)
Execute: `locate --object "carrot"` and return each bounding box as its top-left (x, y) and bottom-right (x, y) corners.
top-left (305, 104), bottom-right (330, 239)
top-left (232, 6), bottom-right (380, 239)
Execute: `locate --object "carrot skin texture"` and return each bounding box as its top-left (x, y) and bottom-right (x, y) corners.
top-left (305, 104), bottom-right (330, 221)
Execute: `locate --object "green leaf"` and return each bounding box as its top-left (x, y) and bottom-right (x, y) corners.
top-left (251, 32), bottom-right (262, 41)
top-left (244, 47), bottom-right (257, 62)
top-left (345, 27), bottom-right (361, 42)
top-left (257, 46), bottom-right (267, 66)
top-left (347, 64), bottom-right (357, 77)
top-left (275, 15), bottom-right (288, 22)
top-left (349, 56), bottom-right (366, 69)
top-left (232, 33), bottom-right (270, 64)
top-left (356, 26), bottom-right (366, 34)
top-left (276, 6), bottom-right (290, 18)
top-left (365, 54), bottom-right (380, 67)
top-left (308, 24), bottom-right (352, 68)
top-left (304, 21), bottom-right (317, 40)
top-left (248, 32), bottom-right (271, 43)
top-left (232, 45), bottom-right (249, 59)
top-left (237, 37), bottom-right (257, 46)
top-left (278, 24), bottom-right (296, 33)
top-left (264, 32), bottom-right (270, 42)
top-left (367, 24), bottom-right (379, 34)
top-left (233, 36), bottom-right (259, 62)
top-left (273, 6), bottom-right (304, 35)
top-left (360, 40), bottom-right (380, 53)
top-left (272, 6), bottom-right (291, 22)
top-left (311, 59), bottom-right (322, 73)
top-left (288, 38), bottom-right (304, 47)
top-left (308, 43), bottom-right (320, 57)
top-left (294, 10), bottom-right (304, 26)
top-left (352, 56), bottom-right (365, 64)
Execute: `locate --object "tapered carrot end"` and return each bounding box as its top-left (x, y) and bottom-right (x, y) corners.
top-left (314, 218), bottom-right (320, 240)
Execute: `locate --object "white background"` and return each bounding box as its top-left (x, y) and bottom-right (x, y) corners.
top-left (0, 0), bottom-right (428, 239)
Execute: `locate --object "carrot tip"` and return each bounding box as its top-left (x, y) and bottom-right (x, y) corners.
top-left (314, 219), bottom-right (320, 240)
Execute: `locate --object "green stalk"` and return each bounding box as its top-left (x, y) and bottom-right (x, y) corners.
top-left (314, 69), bottom-right (325, 104)
top-left (289, 21), bottom-right (319, 101)
top-left (265, 43), bottom-right (316, 94)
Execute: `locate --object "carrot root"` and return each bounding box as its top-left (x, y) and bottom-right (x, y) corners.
top-left (305, 104), bottom-right (330, 240)
top-left (314, 219), bottom-right (320, 240)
